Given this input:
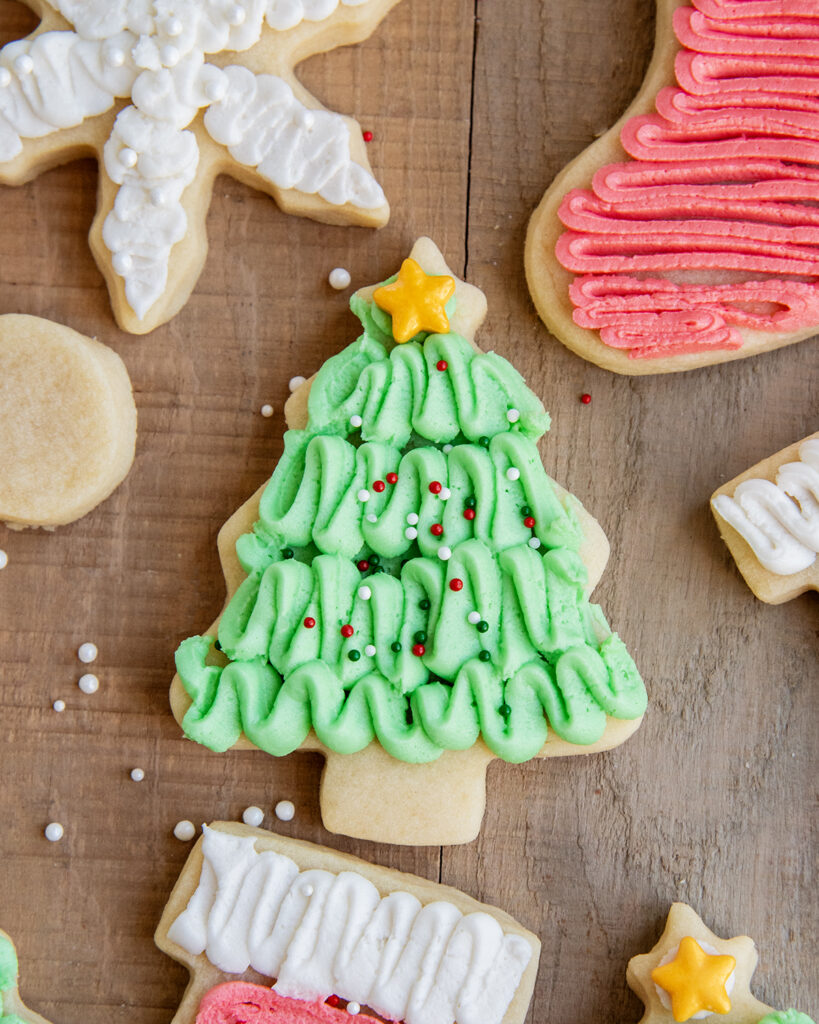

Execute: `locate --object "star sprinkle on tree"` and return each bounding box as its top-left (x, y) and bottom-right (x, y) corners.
top-left (0, 0), bottom-right (400, 332)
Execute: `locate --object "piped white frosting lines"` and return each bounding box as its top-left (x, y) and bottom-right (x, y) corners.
top-left (266, 0), bottom-right (372, 32)
top-left (167, 828), bottom-right (532, 1024)
top-left (204, 66), bottom-right (385, 208)
top-left (713, 439), bottom-right (819, 575)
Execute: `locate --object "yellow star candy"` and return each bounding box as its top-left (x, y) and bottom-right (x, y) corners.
top-left (651, 935), bottom-right (736, 1022)
top-left (373, 258), bottom-right (455, 343)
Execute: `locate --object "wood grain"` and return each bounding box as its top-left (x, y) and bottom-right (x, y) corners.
top-left (0, 1), bottom-right (815, 1024)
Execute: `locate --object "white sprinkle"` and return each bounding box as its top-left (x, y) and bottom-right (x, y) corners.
top-left (0, 550), bottom-right (7, 569)
top-left (205, 76), bottom-right (228, 102)
top-left (364, 644), bottom-right (376, 658)
top-left (506, 467), bottom-right (520, 481)
top-left (112, 252), bottom-right (133, 274)
top-left (119, 147), bottom-right (138, 168)
top-left (366, 513), bottom-right (377, 523)
top-left (405, 527), bottom-right (418, 540)
top-left (350, 414), bottom-right (363, 428)
top-left (105, 47), bottom-right (125, 67)
top-left (78, 642), bottom-right (98, 663)
top-left (44, 822), bottom-right (64, 842)
top-left (173, 820), bottom-right (196, 841)
top-left (242, 806), bottom-right (264, 827)
top-left (439, 487), bottom-right (451, 500)
top-left (14, 54), bottom-right (33, 75)
top-left (166, 17), bottom-right (183, 35)
top-left (302, 884), bottom-right (314, 897)
top-left (260, 403), bottom-right (274, 418)
top-left (442, 444), bottom-right (453, 454)
top-left (298, 109), bottom-right (315, 130)
top-left (467, 611), bottom-right (481, 625)
top-left (358, 489), bottom-right (370, 503)
top-left (0, 68), bottom-right (10, 87)
top-left (275, 800), bottom-right (295, 822)
top-left (358, 586), bottom-right (372, 601)
top-left (228, 4), bottom-right (246, 25)
top-left (150, 186), bottom-right (166, 206)
top-left (52, 700), bottom-right (65, 713)
top-left (78, 673), bottom-right (99, 694)
top-left (130, 768), bottom-right (145, 782)
top-left (328, 267), bottom-right (352, 290)
top-left (506, 408), bottom-right (520, 423)
top-left (406, 512), bottom-right (419, 525)
top-left (438, 546), bottom-right (452, 561)
top-left (160, 44), bottom-right (179, 66)
top-left (529, 537), bottom-right (541, 549)
top-left (347, 1004), bottom-right (361, 1016)
top-left (288, 375), bottom-right (307, 392)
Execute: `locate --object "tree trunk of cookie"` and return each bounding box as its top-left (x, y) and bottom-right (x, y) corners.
top-left (319, 744), bottom-right (494, 845)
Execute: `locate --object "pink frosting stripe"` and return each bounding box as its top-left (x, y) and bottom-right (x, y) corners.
top-left (195, 983), bottom-right (355, 1024)
top-left (554, 0), bottom-right (819, 357)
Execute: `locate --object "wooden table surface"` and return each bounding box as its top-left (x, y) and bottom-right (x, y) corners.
top-left (0, 2), bottom-right (816, 1023)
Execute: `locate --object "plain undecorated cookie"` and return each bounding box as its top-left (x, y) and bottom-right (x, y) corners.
top-left (0, 315), bottom-right (136, 528)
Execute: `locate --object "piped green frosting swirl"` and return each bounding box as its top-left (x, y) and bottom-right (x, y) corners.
top-left (757, 1012), bottom-right (816, 1024)
top-left (176, 277), bottom-right (646, 763)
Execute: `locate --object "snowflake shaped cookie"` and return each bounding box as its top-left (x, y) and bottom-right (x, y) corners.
top-left (0, 0), bottom-right (399, 332)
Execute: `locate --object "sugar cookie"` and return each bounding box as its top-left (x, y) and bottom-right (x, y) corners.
top-left (0, 0), bottom-right (400, 334)
top-left (0, 930), bottom-right (53, 1024)
top-left (526, 0), bottom-right (819, 373)
top-left (0, 315), bottom-right (136, 528)
top-left (155, 821), bottom-right (540, 1024)
top-left (627, 903), bottom-right (815, 1024)
top-left (711, 433), bottom-right (819, 604)
top-left (171, 238), bottom-right (647, 845)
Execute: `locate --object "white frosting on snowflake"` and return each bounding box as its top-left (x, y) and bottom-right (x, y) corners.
top-left (0, 0), bottom-right (387, 320)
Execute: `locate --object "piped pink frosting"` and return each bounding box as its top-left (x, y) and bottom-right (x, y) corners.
top-left (195, 983), bottom-right (357, 1024)
top-left (555, 0), bottom-right (819, 357)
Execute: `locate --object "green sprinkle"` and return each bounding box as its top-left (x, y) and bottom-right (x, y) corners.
top-left (521, 506), bottom-right (532, 517)
top-left (281, 547), bottom-right (294, 559)
top-left (348, 650), bottom-right (361, 662)
top-left (477, 620), bottom-right (489, 633)
top-left (369, 554), bottom-right (381, 565)
top-left (478, 436), bottom-right (490, 448)
top-left (465, 497), bottom-right (477, 509)
top-left (418, 598), bottom-right (431, 611)
top-left (414, 630), bottom-right (427, 644)
top-left (479, 650), bottom-right (491, 662)
top-left (371, 565), bottom-right (385, 573)
top-left (500, 703), bottom-right (511, 718)
top-left (391, 641), bottom-right (402, 653)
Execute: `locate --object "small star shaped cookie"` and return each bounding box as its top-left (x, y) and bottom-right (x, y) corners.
top-left (626, 904), bottom-right (772, 1024)
top-left (373, 257), bottom-right (455, 342)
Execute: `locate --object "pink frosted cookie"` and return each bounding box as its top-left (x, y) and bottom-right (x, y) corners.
top-left (526, 0), bottom-right (819, 373)
top-left (196, 984), bottom-right (350, 1024)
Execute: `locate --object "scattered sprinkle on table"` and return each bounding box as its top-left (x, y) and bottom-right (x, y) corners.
top-left (130, 768), bottom-right (145, 782)
top-left (580, 393), bottom-right (592, 404)
top-left (260, 403), bottom-right (274, 418)
top-left (52, 699), bottom-right (65, 713)
top-left (77, 642), bottom-right (98, 663)
top-left (78, 673), bottom-right (99, 694)
top-left (44, 822), bottom-right (64, 842)
top-left (275, 800), bottom-right (295, 822)
top-left (328, 267), bottom-right (352, 290)
top-left (173, 820), bottom-right (196, 841)
top-left (363, 130), bottom-right (374, 142)
top-left (289, 375), bottom-right (307, 393)
top-left (0, 550), bottom-right (7, 569)
top-left (242, 806), bottom-right (264, 827)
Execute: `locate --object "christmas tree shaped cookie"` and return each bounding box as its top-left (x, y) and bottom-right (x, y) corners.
top-left (0, 0), bottom-right (399, 333)
top-left (627, 904), bottom-right (815, 1024)
top-left (0, 931), bottom-right (52, 1024)
top-left (171, 238), bottom-right (647, 845)
top-left (526, 0), bottom-right (819, 373)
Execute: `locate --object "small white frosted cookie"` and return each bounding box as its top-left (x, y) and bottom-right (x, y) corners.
top-left (0, 1), bottom-right (401, 334)
top-left (0, 315), bottom-right (136, 528)
top-left (156, 821), bottom-right (541, 1024)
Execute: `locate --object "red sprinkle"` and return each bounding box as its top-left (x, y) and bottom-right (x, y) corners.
top-left (357, 559), bottom-right (370, 572)
top-left (463, 508), bottom-right (476, 521)
top-left (373, 479), bottom-right (386, 493)
top-left (386, 472), bottom-right (398, 484)
top-left (304, 617), bottom-right (316, 629)
top-left (362, 130), bottom-right (374, 143)
top-left (524, 516), bottom-right (536, 529)
top-left (449, 578), bottom-right (464, 591)
top-left (429, 481), bottom-right (442, 494)
top-left (436, 359), bottom-right (448, 372)
top-left (341, 624), bottom-right (354, 638)
top-left (326, 997), bottom-right (340, 1008)
top-left (580, 393), bottom-right (592, 404)
top-left (430, 523), bottom-right (444, 536)
top-left (412, 643), bottom-right (426, 657)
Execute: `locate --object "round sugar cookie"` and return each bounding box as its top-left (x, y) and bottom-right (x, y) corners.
top-left (0, 315), bottom-right (137, 528)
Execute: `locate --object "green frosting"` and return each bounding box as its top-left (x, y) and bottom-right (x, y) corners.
top-left (757, 1012), bottom-right (816, 1024)
top-left (177, 272), bottom-right (646, 763)
top-left (0, 936), bottom-right (17, 994)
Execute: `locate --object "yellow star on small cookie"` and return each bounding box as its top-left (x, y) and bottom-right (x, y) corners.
top-left (651, 935), bottom-right (735, 1021)
top-left (373, 258), bottom-right (455, 343)
top-left (626, 903), bottom-right (772, 1024)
